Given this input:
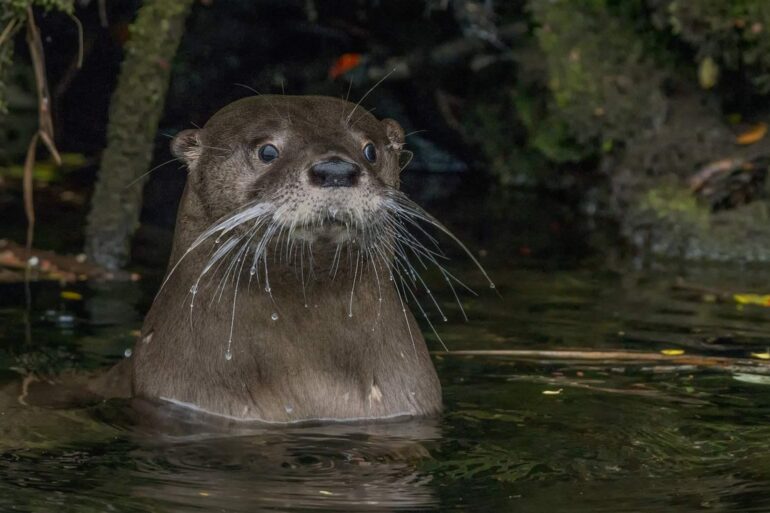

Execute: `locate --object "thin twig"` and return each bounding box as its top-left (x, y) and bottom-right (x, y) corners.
top-left (22, 133), bottom-right (39, 253)
top-left (0, 18), bottom-right (18, 47)
top-left (68, 13), bottom-right (84, 68)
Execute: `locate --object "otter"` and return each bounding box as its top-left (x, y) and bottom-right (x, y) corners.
top-left (121, 95), bottom-right (491, 423)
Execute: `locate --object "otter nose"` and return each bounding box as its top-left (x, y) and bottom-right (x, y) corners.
top-left (310, 159), bottom-right (360, 188)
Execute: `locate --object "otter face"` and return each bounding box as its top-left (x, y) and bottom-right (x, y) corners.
top-left (171, 95), bottom-right (405, 244)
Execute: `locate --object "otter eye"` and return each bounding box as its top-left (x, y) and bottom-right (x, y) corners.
top-left (363, 143), bottom-right (377, 163)
top-left (258, 144), bottom-right (279, 163)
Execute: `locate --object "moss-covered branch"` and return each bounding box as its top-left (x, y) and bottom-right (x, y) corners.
top-left (85, 0), bottom-right (194, 270)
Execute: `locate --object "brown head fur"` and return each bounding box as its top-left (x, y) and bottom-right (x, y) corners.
top-left (130, 95), bottom-right (442, 423)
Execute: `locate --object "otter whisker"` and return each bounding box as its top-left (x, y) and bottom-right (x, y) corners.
top-left (345, 67), bottom-right (397, 126)
top-left (384, 211), bottom-right (445, 256)
top-left (387, 222), bottom-right (474, 321)
top-left (234, 83), bottom-right (288, 123)
top-left (206, 233), bottom-right (252, 307)
top-left (390, 241), bottom-right (448, 323)
top-left (386, 190), bottom-right (496, 290)
top-left (376, 249), bottom-right (416, 356)
top-left (370, 207), bottom-right (473, 322)
top-left (348, 249), bottom-right (361, 318)
top-left (299, 241), bottom-right (309, 308)
top-left (390, 257), bottom-right (449, 352)
top-left (330, 242), bottom-right (343, 279)
top-left (225, 237), bottom-right (253, 361)
top-left (216, 223), bottom-right (261, 303)
top-left (366, 247), bottom-right (384, 323)
top-left (125, 156), bottom-right (183, 189)
top-left (398, 150), bottom-right (414, 173)
top-left (159, 200), bottom-right (275, 300)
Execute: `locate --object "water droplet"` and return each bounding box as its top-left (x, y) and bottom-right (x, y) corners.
top-left (27, 256), bottom-right (39, 267)
top-left (379, 297), bottom-right (383, 302)
top-left (442, 316), bottom-right (448, 322)
top-left (348, 313), bottom-right (353, 318)
top-left (284, 405), bottom-right (294, 414)
top-left (489, 283), bottom-right (496, 289)
top-left (271, 312), bottom-right (279, 321)
top-left (190, 284), bottom-right (198, 294)
top-left (249, 266), bottom-right (256, 276)
top-left (215, 237), bottom-right (221, 244)
top-left (123, 348), bottom-right (133, 358)
top-left (224, 349), bottom-right (233, 361)
top-left (265, 286), bottom-right (271, 293)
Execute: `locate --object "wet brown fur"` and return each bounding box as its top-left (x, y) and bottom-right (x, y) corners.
top-left (128, 95), bottom-right (442, 422)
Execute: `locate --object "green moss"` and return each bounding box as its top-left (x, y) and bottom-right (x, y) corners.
top-left (627, 184), bottom-right (770, 262)
top-left (638, 185), bottom-right (710, 229)
top-left (529, 0), bottom-right (666, 150)
top-left (85, 0), bottom-right (196, 269)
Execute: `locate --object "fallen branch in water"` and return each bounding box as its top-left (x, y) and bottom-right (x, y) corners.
top-left (437, 349), bottom-right (770, 374)
top-left (0, 239), bottom-right (136, 283)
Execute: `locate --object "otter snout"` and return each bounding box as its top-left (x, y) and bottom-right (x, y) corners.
top-left (310, 159), bottom-right (360, 188)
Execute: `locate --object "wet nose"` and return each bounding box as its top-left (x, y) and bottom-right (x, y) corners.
top-left (310, 159), bottom-right (360, 188)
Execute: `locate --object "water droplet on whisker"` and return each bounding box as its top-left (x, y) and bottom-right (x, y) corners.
top-left (271, 312), bottom-right (279, 321)
top-left (224, 349), bottom-right (233, 361)
top-left (190, 284), bottom-right (198, 294)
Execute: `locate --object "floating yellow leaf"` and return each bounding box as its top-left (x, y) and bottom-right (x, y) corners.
top-left (751, 352), bottom-right (770, 360)
top-left (698, 57), bottom-right (719, 89)
top-left (542, 389), bottom-right (563, 395)
top-left (60, 291), bottom-right (83, 301)
top-left (736, 122), bottom-right (767, 145)
top-left (661, 349), bottom-right (685, 356)
top-left (733, 293), bottom-right (770, 307)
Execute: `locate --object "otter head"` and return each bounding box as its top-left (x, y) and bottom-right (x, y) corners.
top-left (171, 95), bottom-right (406, 246)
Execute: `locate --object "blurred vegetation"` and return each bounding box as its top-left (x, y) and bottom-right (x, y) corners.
top-left (2, 0), bottom-right (770, 263)
top-left (0, 0), bottom-right (74, 113)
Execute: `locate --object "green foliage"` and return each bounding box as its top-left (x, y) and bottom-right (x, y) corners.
top-left (529, 0), bottom-right (666, 150)
top-left (652, 0), bottom-right (770, 92)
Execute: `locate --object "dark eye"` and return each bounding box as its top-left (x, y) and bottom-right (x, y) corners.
top-left (258, 144), bottom-right (279, 163)
top-left (363, 143), bottom-right (377, 163)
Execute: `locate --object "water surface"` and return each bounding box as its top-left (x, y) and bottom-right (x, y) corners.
top-left (2, 184), bottom-right (770, 512)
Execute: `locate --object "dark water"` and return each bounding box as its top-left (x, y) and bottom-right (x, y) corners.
top-left (2, 184), bottom-right (770, 512)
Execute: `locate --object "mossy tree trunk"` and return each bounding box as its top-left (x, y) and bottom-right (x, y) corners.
top-left (85, 0), bottom-right (194, 270)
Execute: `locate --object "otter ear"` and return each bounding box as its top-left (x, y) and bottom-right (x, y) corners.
top-left (171, 129), bottom-right (202, 167)
top-left (382, 118), bottom-right (405, 150)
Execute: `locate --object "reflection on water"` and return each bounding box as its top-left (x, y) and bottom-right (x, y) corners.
top-left (2, 186), bottom-right (770, 512)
